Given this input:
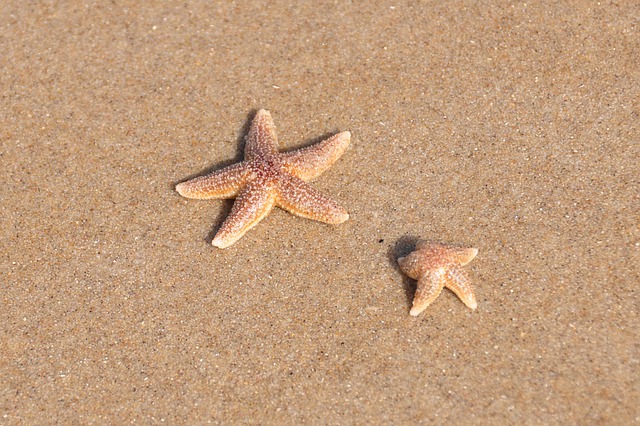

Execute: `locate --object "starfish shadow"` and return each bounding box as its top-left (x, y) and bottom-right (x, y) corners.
top-left (388, 235), bottom-right (421, 310)
top-left (171, 109), bottom-right (257, 185)
top-left (170, 110), bottom-right (259, 244)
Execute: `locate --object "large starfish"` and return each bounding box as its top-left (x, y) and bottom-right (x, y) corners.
top-left (176, 109), bottom-right (350, 248)
top-left (398, 241), bottom-right (479, 316)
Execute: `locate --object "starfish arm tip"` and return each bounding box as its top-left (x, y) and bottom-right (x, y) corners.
top-left (458, 248), bottom-right (479, 265)
top-left (175, 182), bottom-right (186, 196)
top-left (255, 108), bottom-right (273, 122)
top-left (336, 212), bottom-right (349, 223)
top-left (409, 306), bottom-right (424, 316)
top-left (323, 210), bottom-right (349, 224)
top-left (175, 182), bottom-right (199, 199)
top-left (211, 237), bottom-right (231, 249)
top-left (465, 296), bottom-right (478, 310)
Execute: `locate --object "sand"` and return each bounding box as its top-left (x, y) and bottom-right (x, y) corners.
top-left (1, 1), bottom-right (638, 424)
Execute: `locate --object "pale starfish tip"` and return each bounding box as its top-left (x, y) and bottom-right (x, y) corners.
top-left (175, 182), bottom-right (186, 196)
top-left (461, 248), bottom-right (479, 264)
top-left (409, 306), bottom-right (423, 317)
top-left (461, 292), bottom-right (478, 310)
top-left (211, 236), bottom-right (231, 249)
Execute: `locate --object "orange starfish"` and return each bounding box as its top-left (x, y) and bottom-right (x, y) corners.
top-left (398, 241), bottom-right (479, 316)
top-left (176, 109), bottom-right (350, 248)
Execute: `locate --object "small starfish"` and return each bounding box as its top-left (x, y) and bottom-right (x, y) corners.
top-left (176, 109), bottom-right (350, 248)
top-left (398, 241), bottom-right (479, 316)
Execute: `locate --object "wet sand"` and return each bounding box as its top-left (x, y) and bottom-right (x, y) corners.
top-left (1, 1), bottom-right (638, 423)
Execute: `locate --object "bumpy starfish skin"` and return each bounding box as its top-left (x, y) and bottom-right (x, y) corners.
top-left (176, 109), bottom-right (350, 248)
top-left (398, 241), bottom-right (478, 316)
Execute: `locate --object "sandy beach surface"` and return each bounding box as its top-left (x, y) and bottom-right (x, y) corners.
top-left (1, 1), bottom-right (638, 424)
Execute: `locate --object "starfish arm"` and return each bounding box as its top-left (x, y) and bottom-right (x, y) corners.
top-left (276, 175), bottom-right (349, 224)
top-left (444, 267), bottom-right (477, 310)
top-left (410, 270), bottom-right (446, 316)
top-left (176, 162), bottom-right (250, 199)
top-left (452, 247), bottom-right (479, 266)
top-left (245, 109), bottom-right (278, 160)
top-left (398, 251), bottom-right (426, 280)
top-left (211, 184), bottom-right (275, 248)
top-left (211, 182), bottom-right (276, 248)
top-left (280, 131), bottom-right (350, 180)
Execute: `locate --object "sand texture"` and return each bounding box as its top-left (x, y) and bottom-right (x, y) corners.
top-left (1, 1), bottom-right (638, 424)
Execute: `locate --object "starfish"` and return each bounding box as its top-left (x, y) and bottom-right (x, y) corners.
top-left (398, 241), bottom-right (479, 316)
top-left (176, 109), bottom-right (350, 248)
